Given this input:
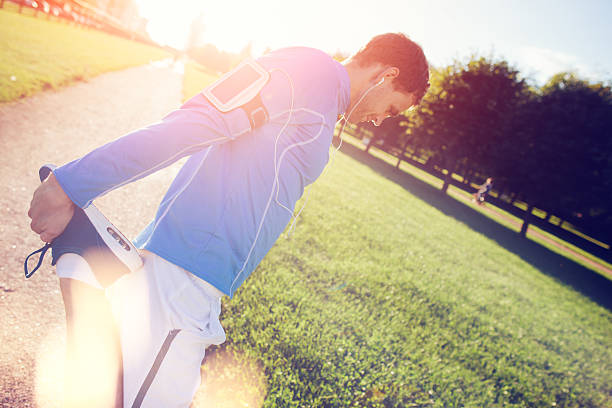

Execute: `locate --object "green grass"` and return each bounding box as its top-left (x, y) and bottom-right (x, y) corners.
top-left (218, 153), bottom-right (612, 407)
top-left (0, 9), bottom-right (170, 103)
top-left (184, 69), bottom-right (612, 407)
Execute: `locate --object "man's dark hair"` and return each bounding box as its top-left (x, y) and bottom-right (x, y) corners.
top-left (353, 33), bottom-right (430, 104)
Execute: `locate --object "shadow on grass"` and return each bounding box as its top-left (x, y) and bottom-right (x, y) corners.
top-left (339, 142), bottom-right (612, 312)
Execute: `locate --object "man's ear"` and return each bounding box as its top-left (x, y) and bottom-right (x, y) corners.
top-left (382, 66), bottom-right (400, 81)
top-left (374, 66), bottom-right (400, 85)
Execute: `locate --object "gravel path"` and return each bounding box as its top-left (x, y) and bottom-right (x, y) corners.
top-left (0, 60), bottom-right (185, 407)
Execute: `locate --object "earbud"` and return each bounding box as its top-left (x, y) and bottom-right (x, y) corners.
top-left (376, 77), bottom-right (385, 86)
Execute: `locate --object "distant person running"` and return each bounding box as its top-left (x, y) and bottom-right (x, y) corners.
top-left (26, 33), bottom-right (429, 407)
top-left (473, 177), bottom-right (494, 205)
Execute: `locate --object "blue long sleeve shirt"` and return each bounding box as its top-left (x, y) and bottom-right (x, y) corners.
top-left (53, 47), bottom-right (351, 297)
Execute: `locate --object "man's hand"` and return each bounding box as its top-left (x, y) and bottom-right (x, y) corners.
top-left (28, 173), bottom-right (75, 243)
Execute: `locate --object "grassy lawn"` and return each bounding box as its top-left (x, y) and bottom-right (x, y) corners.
top-left (0, 9), bottom-right (170, 103)
top-left (184, 69), bottom-right (612, 407)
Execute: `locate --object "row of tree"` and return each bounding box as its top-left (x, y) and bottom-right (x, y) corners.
top-left (359, 57), bottom-right (612, 244)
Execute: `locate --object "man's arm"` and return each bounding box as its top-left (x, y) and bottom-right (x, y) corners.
top-left (28, 95), bottom-right (239, 241)
top-left (53, 95), bottom-right (238, 209)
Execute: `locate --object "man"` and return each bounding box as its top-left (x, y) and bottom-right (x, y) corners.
top-left (28, 33), bottom-right (429, 407)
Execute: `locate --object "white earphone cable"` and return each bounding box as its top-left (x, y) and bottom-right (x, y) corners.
top-left (327, 76), bottom-right (384, 174)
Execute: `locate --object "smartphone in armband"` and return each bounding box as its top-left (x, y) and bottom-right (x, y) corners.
top-left (202, 58), bottom-right (271, 129)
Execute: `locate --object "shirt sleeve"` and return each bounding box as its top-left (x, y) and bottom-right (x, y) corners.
top-left (53, 94), bottom-right (237, 208)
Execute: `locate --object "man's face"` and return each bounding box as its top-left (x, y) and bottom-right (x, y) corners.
top-left (347, 81), bottom-right (416, 126)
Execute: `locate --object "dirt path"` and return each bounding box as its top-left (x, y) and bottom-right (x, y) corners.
top-left (0, 60), bottom-right (185, 407)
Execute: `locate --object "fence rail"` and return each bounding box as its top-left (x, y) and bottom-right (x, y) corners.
top-left (340, 130), bottom-right (612, 265)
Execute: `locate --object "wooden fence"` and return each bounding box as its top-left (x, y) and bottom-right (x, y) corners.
top-left (340, 129), bottom-right (612, 264)
top-left (0, 0), bottom-right (153, 45)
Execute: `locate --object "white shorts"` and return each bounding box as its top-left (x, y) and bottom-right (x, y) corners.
top-left (56, 252), bottom-right (105, 289)
top-left (57, 250), bottom-right (226, 407)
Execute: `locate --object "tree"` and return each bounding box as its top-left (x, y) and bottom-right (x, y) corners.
top-left (409, 57), bottom-right (530, 192)
top-left (507, 73), bottom-right (612, 239)
top-left (186, 13), bottom-right (205, 52)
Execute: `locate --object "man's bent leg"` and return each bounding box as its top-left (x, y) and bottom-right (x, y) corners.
top-left (58, 256), bottom-right (123, 407)
top-left (107, 251), bottom-right (225, 407)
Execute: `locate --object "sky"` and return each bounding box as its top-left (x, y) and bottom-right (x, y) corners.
top-left (134, 0), bottom-right (612, 86)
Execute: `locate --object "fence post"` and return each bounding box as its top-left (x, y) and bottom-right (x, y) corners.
top-left (441, 171), bottom-right (451, 193)
top-left (441, 162), bottom-right (455, 194)
top-left (520, 203), bottom-right (534, 237)
top-left (396, 142), bottom-right (408, 169)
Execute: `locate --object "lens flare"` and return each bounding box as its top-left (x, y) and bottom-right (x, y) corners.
top-left (192, 346), bottom-right (267, 407)
top-left (36, 267), bottom-right (123, 407)
top-left (34, 325), bottom-right (65, 408)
